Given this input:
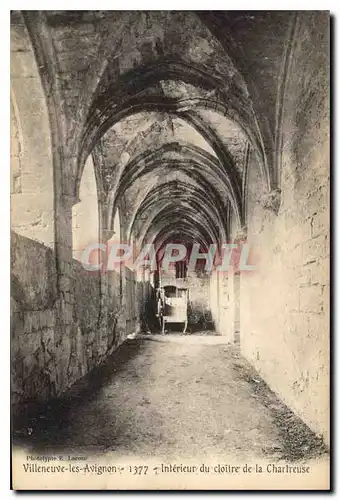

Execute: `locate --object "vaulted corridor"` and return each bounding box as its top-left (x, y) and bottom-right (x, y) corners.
top-left (11, 10), bottom-right (330, 490)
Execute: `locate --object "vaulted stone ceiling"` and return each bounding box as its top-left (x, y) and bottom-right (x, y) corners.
top-left (16, 10), bottom-right (297, 252)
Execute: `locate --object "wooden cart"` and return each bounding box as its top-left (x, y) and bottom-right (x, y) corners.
top-left (156, 285), bottom-right (188, 334)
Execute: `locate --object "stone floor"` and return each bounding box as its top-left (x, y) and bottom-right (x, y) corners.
top-left (13, 335), bottom-right (328, 463)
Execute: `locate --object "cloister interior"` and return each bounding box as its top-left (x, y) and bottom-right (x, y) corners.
top-left (11, 11), bottom-right (329, 457)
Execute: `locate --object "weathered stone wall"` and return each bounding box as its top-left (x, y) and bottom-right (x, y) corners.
top-left (211, 271), bottom-right (240, 342)
top-left (11, 227), bottom-right (138, 410)
top-left (11, 11), bottom-right (329, 446)
top-left (239, 13), bottom-right (329, 444)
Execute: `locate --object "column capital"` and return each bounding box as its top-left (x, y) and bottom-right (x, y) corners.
top-left (261, 189), bottom-right (281, 214)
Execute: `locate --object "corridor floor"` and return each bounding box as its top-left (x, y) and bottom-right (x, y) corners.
top-left (14, 335), bottom-right (327, 463)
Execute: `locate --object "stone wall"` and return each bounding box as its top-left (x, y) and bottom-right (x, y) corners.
top-left (239, 13), bottom-right (329, 444)
top-left (10, 19), bottom-right (140, 410)
top-left (210, 271), bottom-right (240, 341)
top-left (11, 20), bottom-right (55, 249)
top-left (187, 274), bottom-right (212, 330)
top-left (11, 227), bottom-right (139, 411)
